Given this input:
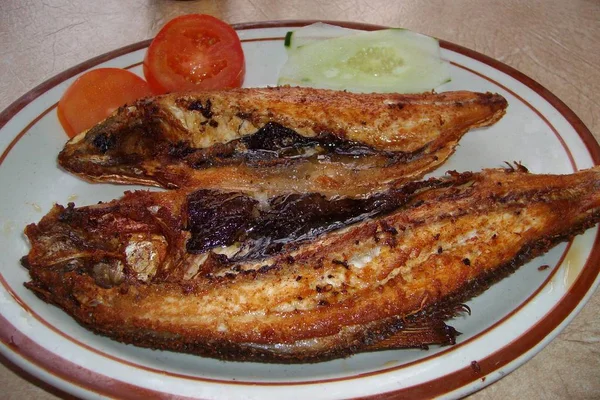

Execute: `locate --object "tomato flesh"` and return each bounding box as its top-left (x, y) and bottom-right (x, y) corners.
top-left (57, 68), bottom-right (152, 138)
top-left (143, 14), bottom-right (245, 94)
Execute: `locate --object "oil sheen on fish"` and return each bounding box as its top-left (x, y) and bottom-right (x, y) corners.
top-left (58, 87), bottom-right (507, 196)
top-left (22, 166), bottom-right (600, 363)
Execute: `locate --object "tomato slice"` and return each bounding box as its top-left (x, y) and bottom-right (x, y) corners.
top-left (143, 14), bottom-right (245, 94)
top-left (58, 68), bottom-right (152, 138)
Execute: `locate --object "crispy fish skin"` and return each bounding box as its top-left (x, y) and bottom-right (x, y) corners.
top-left (58, 87), bottom-right (507, 196)
top-left (22, 166), bottom-right (600, 363)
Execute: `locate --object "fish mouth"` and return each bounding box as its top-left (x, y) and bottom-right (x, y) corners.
top-left (58, 151), bottom-right (156, 186)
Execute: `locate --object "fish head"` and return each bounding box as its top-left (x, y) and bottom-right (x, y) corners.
top-left (57, 101), bottom-right (173, 186)
top-left (22, 201), bottom-right (170, 288)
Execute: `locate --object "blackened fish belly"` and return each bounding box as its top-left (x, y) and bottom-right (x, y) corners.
top-left (58, 87), bottom-right (507, 196)
top-left (22, 167), bottom-right (600, 363)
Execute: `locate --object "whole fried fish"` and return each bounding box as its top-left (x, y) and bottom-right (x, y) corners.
top-left (22, 166), bottom-right (600, 363)
top-left (58, 87), bottom-right (507, 196)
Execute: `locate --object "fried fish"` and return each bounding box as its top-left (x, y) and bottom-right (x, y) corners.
top-left (22, 166), bottom-right (600, 363)
top-left (58, 87), bottom-right (507, 196)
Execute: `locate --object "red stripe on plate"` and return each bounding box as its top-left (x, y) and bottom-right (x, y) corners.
top-left (0, 20), bottom-right (598, 400)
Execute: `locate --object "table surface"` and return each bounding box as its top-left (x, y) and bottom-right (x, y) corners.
top-left (1, 0), bottom-right (599, 398)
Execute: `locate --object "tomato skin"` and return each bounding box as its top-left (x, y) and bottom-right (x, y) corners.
top-left (58, 68), bottom-right (152, 138)
top-left (143, 14), bottom-right (245, 94)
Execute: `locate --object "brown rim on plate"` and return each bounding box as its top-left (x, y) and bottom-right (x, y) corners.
top-left (0, 314), bottom-right (197, 400)
top-left (0, 20), bottom-right (598, 399)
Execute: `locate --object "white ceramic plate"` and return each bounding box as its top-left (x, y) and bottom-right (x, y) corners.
top-left (1, 21), bottom-right (599, 400)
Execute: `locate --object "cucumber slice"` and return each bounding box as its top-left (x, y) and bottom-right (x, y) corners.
top-left (285, 22), bottom-right (362, 51)
top-left (278, 29), bottom-right (451, 93)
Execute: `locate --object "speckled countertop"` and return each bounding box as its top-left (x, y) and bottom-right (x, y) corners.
top-left (1, 0), bottom-right (599, 398)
